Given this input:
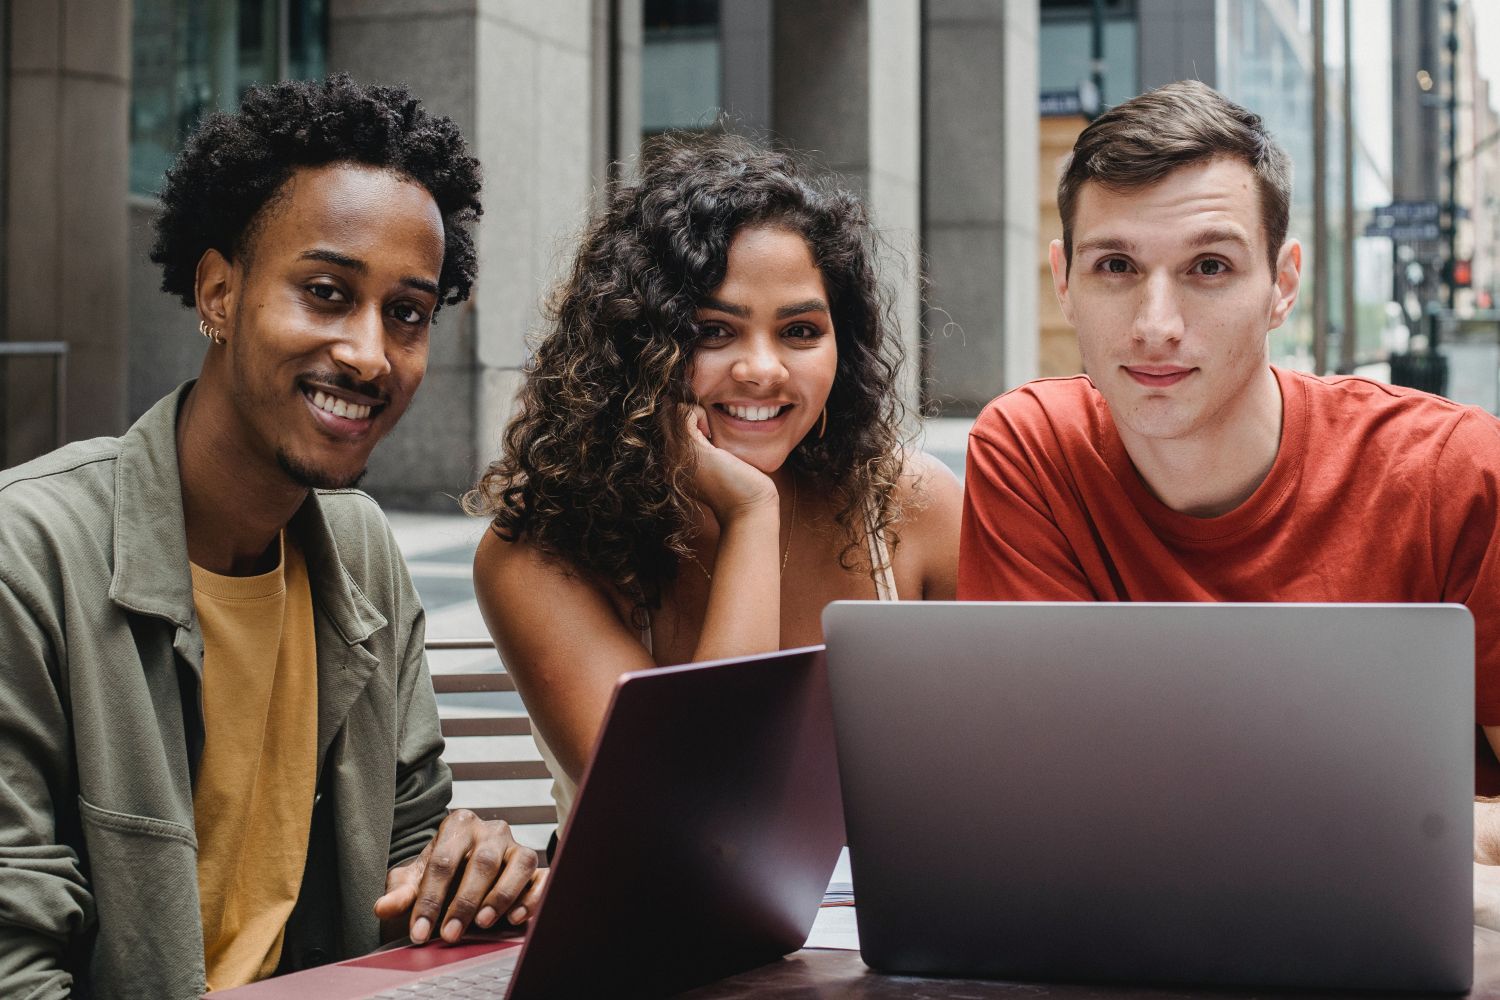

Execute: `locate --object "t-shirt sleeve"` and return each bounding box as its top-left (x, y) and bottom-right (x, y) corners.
top-left (958, 402), bottom-right (1096, 601)
top-left (1433, 410), bottom-right (1500, 725)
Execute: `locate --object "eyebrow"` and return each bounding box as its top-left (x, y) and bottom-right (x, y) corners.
top-left (775, 299), bottom-right (830, 319)
top-left (1074, 229), bottom-right (1253, 257)
top-left (1186, 227), bottom-right (1253, 252)
top-left (300, 248), bottom-right (366, 272)
top-left (698, 296), bottom-right (829, 319)
top-left (299, 248), bottom-right (440, 297)
top-left (1073, 236), bottom-right (1135, 258)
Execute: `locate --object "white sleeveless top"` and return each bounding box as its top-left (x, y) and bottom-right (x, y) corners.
top-left (533, 498), bottom-right (898, 829)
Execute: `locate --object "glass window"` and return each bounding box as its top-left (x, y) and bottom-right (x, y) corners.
top-left (641, 0), bottom-right (721, 134)
top-left (1039, 0), bottom-right (1139, 112)
top-left (131, 0), bottom-right (328, 196)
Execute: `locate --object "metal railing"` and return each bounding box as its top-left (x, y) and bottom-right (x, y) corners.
top-left (0, 341), bottom-right (67, 452)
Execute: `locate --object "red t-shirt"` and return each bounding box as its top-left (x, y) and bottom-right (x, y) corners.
top-left (959, 366), bottom-right (1500, 792)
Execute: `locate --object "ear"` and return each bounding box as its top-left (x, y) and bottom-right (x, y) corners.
top-left (1049, 239), bottom-right (1075, 326)
top-left (1266, 238), bottom-right (1302, 331)
top-left (194, 248), bottom-right (236, 336)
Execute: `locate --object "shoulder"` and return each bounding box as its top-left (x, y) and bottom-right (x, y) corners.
top-left (896, 449), bottom-right (961, 507)
top-left (1287, 368), bottom-right (1497, 458)
top-left (0, 437), bottom-right (121, 579)
top-left (891, 449), bottom-right (962, 538)
top-left (966, 376), bottom-right (1111, 495)
top-left (970, 375), bottom-right (1102, 450)
top-left (0, 436), bottom-right (120, 505)
top-left (474, 522), bottom-right (590, 601)
top-left (308, 488), bottom-right (407, 581)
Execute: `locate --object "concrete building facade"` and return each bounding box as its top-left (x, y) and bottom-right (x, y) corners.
top-left (0, 0), bottom-right (1043, 503)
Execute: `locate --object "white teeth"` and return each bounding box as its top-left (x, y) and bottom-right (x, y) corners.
top-left (308, 390), bottom-right (372, 421)
top-left (725, 404), bottom-right (784, 422)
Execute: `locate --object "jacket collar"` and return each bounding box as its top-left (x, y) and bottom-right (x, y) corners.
top-left (293, 494), bottom-right (388, 647)
top-left (109, 383), bottom-right (196, 628)
top-left (109, 381), bottom-right (387, 646)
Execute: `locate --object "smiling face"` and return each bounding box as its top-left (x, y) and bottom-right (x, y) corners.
top-left (198, 162), bottom-right (445, 490)
top-left (1050, 156), bottom-right (1301, 451)
top-left (688, 225), bottom-right (838, 476)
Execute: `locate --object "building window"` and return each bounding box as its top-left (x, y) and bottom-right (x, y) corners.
top-left (642, 0), bottom-right (721, 135)
top-left (1039, 0), bottom-right (1138, 114)
top-left (131, 0), bottom-right (329, 196)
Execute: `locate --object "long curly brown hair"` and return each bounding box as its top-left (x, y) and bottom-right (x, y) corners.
top-left (465, 133), bottom-right (908, 620)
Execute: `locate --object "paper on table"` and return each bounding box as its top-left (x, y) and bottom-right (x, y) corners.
top-left (806, 904), bottom-right (860, 950)
top-left (807, 847), bottom-right (861, 951)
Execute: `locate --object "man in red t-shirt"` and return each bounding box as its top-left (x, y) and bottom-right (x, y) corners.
top-left (958, 81), bottom-right (1500, 857)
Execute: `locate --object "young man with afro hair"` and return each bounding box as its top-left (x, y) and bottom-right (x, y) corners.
top-left (0, 74), bottom-right (542, 998)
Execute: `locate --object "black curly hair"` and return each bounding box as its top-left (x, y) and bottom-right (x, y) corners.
top-left (465, 132), bottom-right (909, 621)
top-left (151, 73), bottom-right (482, 310)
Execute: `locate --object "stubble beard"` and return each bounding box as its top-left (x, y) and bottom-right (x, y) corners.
top-left (276, 448), bottom-right (368, 491)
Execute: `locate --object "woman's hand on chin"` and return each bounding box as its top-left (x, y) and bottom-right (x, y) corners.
top-left (681, 403), bottom-right (779, 523)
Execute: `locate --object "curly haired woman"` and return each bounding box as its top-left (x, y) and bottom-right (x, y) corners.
top-left (466, 134), bottom-right (961, 826)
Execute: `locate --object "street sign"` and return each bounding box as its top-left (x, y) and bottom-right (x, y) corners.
top-left (1371, 200), bottom-right (1441, 223)
top-left (1364, 221), bottom-right (1441, 241)
top-left (1365, 200), bottom-right (1443, 241)
top-left (1040, 89), bottom-right (1084, 117)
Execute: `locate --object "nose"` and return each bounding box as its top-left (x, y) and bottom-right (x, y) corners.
top-left (329, 306), bottom-right (392, 383)
top-left (1132, 271), bottom-right (1185, 350)
top-left (730, 334), bottom-right (788, 388)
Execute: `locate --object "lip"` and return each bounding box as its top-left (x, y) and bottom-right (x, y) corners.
top-left (1123, 366), bottom-right (1194, 388)
top-left (300, 385), bottom-right (383, 439)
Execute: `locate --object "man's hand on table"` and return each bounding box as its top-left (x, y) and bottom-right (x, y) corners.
top-left (374, 809), bottom-right (548, 944)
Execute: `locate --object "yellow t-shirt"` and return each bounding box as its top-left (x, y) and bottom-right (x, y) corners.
top-left (190, 533), bottom-right (318, 991)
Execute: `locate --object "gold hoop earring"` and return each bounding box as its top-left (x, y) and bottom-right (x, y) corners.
top-left (817, 407), bottom-right (828, 439)
top-left (198, 319), bottom-right (225, 345)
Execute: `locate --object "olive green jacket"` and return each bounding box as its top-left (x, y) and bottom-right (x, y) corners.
top-left (0, 383), bottom-right (452, 999)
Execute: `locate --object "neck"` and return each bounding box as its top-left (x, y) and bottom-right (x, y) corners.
top-left (1119, 366), bottom-right (1283, 518)
top-left (176, 379), bottom-right (307, 575)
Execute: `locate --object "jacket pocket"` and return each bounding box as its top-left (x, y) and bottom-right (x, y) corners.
top-left (76, 796), bottom-right (206, 1000)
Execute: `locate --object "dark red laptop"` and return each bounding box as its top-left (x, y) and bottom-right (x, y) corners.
top-left (216, 645), bottom-right (845, 999)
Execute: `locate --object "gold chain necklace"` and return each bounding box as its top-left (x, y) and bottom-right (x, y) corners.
top-left (688, 476), bottom-right (797, 582)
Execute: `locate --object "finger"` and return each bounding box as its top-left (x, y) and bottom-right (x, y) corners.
top-left (442, 825), bottom-right (538, 939)
top-left (468, 840), bottom-right (540, 930)
top-left (506, 867), bottom-right (550, 926)
top-left (373, 870), bottom-right (420, 918)
top-left (686, 403), bottom-right (712, 443)
top-left (408, 812), bottom-right (476, 944)
top-left (372, 850), bottom-right (427, 918)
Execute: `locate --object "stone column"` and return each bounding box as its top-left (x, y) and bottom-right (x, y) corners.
top-left (4, 0), bottom-right (131, 459)
top-left (329, 0), bottom-right (631, 507)
top-left (923, 0), bottom-right (1038, 413)
top-left (771, 0), bottom-right (923, 419)
top-left (1136, 0), bottom-right (1216, 91)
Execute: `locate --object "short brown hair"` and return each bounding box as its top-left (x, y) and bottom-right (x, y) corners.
top-left (1057, 80), bottom-right (1292, 274)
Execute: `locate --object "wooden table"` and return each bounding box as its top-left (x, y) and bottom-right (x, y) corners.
top-left (679, 927), bottom-right (1500, 998)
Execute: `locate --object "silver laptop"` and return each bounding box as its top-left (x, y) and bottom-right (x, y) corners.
top-left (822, 601), bottom-right (1474, 993)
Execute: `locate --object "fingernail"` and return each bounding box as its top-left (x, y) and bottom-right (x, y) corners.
top-left (411, 917), bottom-right (431, 943)
top-left (443, 918), bottom-right (463, 941)
top-left (477, 906), bottom-right (498, 928)
top-left (508, 905), bottom-right (528, 925)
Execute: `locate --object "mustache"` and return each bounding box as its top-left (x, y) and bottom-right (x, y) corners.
top-left (298, 370), bottom-right (391, 406)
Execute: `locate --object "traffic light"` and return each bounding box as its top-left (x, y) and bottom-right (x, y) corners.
top-left (1440, 260), bottom-right (1476, 287)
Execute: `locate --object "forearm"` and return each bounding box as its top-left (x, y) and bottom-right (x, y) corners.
top-left (0, 927), bottom-right (72, 1000)
top-left (691, 502), bottom-right (782, 664)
